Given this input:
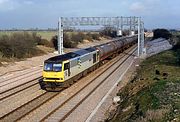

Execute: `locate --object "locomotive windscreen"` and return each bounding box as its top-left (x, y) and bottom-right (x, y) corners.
top-left (44, 63), bottom-right (62, 72)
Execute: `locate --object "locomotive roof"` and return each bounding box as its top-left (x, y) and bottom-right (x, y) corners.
top-left (84, 47), bottom-right (96, 52)
top-left (45, 47), bottom-right (96, 63)
top-left (45, 52), bottom-right (79, 63)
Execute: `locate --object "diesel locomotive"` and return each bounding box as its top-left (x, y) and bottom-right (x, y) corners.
top-left (40, 35), bottom-right (137, 90)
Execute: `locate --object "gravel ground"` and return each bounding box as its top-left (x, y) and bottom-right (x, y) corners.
top-left (0, 84), bottom-right (45, 118)
top-left (89, 56), bottom-right (140, 122)
top-left (0, 71), bottom-right (42, 93)
top-left (0, 69), bottom-right (41, 87)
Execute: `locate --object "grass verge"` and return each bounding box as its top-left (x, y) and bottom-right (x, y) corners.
top-left (109, 49), bottom-right (180, 122)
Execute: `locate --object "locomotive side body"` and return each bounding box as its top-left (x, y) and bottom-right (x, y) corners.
top-left (63, 48), bottom-right (99, 81)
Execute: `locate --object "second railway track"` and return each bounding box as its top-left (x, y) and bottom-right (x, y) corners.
top-left (0, 69), bottom-right (42, 89)
top-left (0, 91), bottom-right (60, 122)
top-left (0, 77), bottom-right (41, 101)
top-left (0, 67), bottom-right (42, 84)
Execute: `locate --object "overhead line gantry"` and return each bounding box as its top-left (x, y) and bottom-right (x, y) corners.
top-left (58, 16), bottom-right (144, 57)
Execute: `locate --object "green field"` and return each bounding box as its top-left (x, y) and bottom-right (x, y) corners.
top-left (0, 31), bottom-right (57, 41)
top-left (111, 49), bottom-right (180, 122)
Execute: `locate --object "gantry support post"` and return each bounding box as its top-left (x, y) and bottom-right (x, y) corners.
top-left (141, 21), bottom-right (145, 55)
top-left (58, 17), bottom-right (64, 55)
top-left (138, 17), bottom-right (141, 57)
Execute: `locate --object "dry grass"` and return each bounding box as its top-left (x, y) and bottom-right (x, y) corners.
top-left (0, 31), bottom-right (57, 41)
top-left (135, 109), bottom-right (169, 122)
top-left (36, 31), bottom-right (56, 41)
top-left (37, 45), bottom-right (55, 53)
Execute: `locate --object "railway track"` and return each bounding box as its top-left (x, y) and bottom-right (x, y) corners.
top-left (0, 91), bottom-right (60, 122)
top-left (40, 46), bottom-right (137, 122)
top-left (0, 67), bottom-right (41, 84)
top-left (0, 69), bottom-right (42, 88)
top-left (0, 76), bottom-right (41, 101)
top-left (0, 69), bottom-right (42, 99)
top-left (0, 45), bottom-right (136, 122)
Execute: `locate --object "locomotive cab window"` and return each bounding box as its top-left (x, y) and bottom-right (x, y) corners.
top-left (53, 64), bottom-right (62, 72)
top-left (44, 63), bottom-right (53, 71)
top-left (44, 63), bottom-right (62, 72)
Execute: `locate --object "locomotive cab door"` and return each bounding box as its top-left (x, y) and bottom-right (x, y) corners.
top-left (64, 62), bottom-right (71, 79)
top-left (97, 51), bottom-right (100, 62)
top-left (93, 53), bottom-right (97, 63)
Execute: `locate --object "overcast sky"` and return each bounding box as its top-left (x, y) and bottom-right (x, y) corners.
top-left (0, 0), bottom-right (179, 29)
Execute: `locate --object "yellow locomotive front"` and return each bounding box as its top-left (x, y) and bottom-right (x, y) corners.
top-left (43, 62), bottom-right (64, 82)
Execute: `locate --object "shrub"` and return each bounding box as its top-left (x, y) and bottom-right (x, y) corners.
top-left (100, 27), bottom-right (117, 38)
top-left (76, 32), bottom-right (86, 42)
top-left (65, 33), bottom-right (78, 48)
top-left (0, 35), bottom-right (12, 57)
top-left (153, 29), bottom-right (172, 40)
top-left (32, 32), bottom-right (53, 47)
top-left (84, 33), bottom-right (93, 41)
top-left (38, 38), bottom-right (53, 47)
top-left (71, 33), bottom-right (83, 43)
top-left (91, 33), bottom-right (100, 40)
top-left (0, 32), bottom-right (44, 58)
top-left (172, 34), bottom-right (180, 49)
top-left (50, 31), bottom-right (105, 50)
top-left (51, 33), bottom-right (78, 49)
top-left (51, 35), bottom-right (58, 50)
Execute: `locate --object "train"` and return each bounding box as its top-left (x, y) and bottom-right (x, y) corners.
top-left (39, 35), bottom-right (137, 90)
